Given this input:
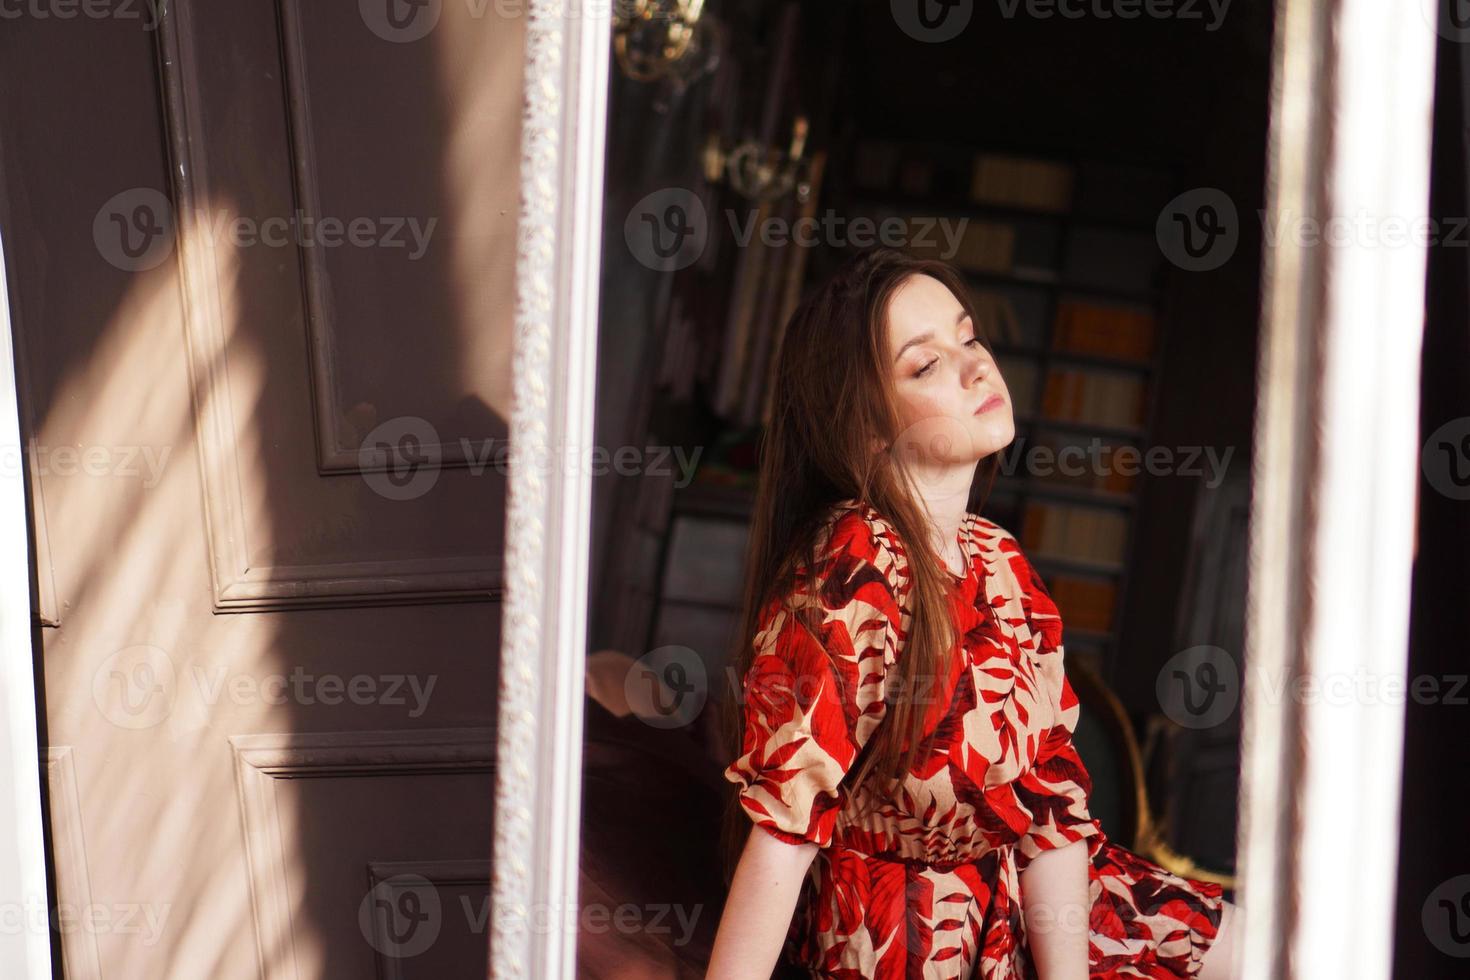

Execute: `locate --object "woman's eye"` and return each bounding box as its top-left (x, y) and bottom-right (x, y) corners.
top-left (965, 337), bottom-right (983, 347)
top-left (916, 359), bottom-right (937, 377)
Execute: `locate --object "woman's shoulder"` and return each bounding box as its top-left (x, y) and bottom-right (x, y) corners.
top-left (969, 514), bottom-right (1063, 641)
top-left (970, 512), bottom-right (1023, 559)
top-left (816, 498), bottom-right (912, 593)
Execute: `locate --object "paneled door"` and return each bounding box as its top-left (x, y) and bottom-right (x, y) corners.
top-left (0, 2), bottom-right (526, 976)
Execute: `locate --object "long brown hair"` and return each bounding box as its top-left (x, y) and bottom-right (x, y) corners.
top-left (717, 246), bottom-right (1002, 885)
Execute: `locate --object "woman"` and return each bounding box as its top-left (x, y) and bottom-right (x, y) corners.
top-left (705, 247), bottom-right (1239, 979)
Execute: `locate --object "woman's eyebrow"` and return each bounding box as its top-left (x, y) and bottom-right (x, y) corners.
top-left (892, 310), bottom-right (970, 363)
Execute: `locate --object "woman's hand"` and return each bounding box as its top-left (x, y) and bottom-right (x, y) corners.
top-left (1018, 838), bottom-right (1091, 980)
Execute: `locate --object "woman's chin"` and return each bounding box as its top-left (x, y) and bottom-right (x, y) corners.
top-left (968, 416), bottom-right (1016, 459)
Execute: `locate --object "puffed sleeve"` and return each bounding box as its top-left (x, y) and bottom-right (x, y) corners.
top-left (1006, 543), bottom-right (1103, 867)
top-left (722, 524), bottom-right (905, 849)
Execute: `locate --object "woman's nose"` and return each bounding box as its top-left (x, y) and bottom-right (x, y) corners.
top-left (968, 351), bottom-right (989, 384)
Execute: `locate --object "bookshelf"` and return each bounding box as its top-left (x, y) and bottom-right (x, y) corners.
top-left (655, 140), bottom-right (1176, 686)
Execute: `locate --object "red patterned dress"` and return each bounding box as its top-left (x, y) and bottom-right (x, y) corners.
top-left (723, 499), bottom-right (1224, 979)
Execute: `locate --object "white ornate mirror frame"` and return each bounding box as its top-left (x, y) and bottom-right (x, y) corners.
top-left (490, 3), bottom-right (611, 979)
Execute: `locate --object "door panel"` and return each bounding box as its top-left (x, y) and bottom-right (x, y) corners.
top-left (0, 3), bottom-right (522, 977)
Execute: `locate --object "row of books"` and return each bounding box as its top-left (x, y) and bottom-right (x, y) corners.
top-left (850, 139), bottom-right (1174, 231)
top-left (999, 358), bottom-right (1150, 439)
top-left (1046, 573), bottom-right (1117, 633)
top-left (973, 286), bottom-right (1156, 362)
top-left (994, 356), bottom-right (1038, 416)
top-left (972, 288), bottom-right (1036, 347)
top-left (1052, 299), bottom-right (1157, 360)
top-left (893, 211), bottom-right (1159, 298)
top-left (1020, 500), bottom-right (1129, 567)
top-left (970, 154), bottom-right (1074, 214)
top-left (851, 142), bottom-right (1077, 214)
top-left (1040, 369), bottom-right (1149, 429)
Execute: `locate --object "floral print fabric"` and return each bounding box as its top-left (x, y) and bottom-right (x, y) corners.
top-left (723, 499), bottom-right (1224, 978)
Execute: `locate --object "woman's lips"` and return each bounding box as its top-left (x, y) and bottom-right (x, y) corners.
top-left (974, 393), bottom-right (1004, 415)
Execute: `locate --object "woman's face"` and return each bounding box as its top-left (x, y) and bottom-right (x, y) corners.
top-left (884, 273), bottom-right (1015, 467)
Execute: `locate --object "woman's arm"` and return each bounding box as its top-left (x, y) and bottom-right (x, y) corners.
top-left (1019, 838), bottom-right (1091, 980)
top-left (706, 825), bottom-right (819, 980)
